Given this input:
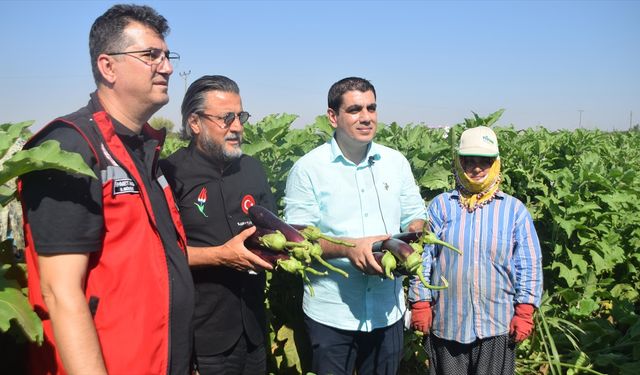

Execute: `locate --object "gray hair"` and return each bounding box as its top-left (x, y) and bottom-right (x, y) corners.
top-left (180, 75), bottom-right (240, 139)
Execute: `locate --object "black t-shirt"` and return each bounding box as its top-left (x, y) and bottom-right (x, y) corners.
top-left (160, 142), bottom-right (276, 355)
top-left (21, 104), bottom-right (195, 375)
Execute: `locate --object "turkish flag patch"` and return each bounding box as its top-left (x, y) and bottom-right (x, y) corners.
top-left (241, 195), bottom-right (256, 214)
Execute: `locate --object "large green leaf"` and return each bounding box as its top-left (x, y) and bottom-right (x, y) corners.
top-left (0, 139), bottom-right (96, 186)
top-left (311, 115), bottom-right (334, 138)
top-left (276, 324), bottom-right (302, 372)
top-left (552, 261), bottom-right (580, 287)
top-left (566, 249), bottom-right (588, 274)
top-left (0, 121), bottom-right (33, 159)
top-left (0, 275), bottom-right (43, 344)
top-left (557, 218), bottom-right (581, 239)
top-left (610, 284), bottom-right (639, 301)
top-left (0, 184), bottom-right (15, 207)
top-left (418, 165), bottom-right (451, 190)
top-left (242, 140), bottom-right (272, 156)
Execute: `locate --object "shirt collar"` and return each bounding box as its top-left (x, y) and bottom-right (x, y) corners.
top-left (329, 132), bottom-right (381, 167)
top-left (450, 189), bottom-right (505, 200)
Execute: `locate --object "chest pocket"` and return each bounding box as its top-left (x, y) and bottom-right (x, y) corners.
top-left (102, 165), bottom-right (140, 197)
top-left (487, 227), bottom-right (512, 266)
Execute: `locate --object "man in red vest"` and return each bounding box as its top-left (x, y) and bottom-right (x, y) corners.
top-left (19, 4), bottom-right (194, 374)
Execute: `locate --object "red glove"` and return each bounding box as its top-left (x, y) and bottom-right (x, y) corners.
top-left (410, 301), bottom-right (433, 334)
top-left (509, 303), bottom-right (535, 343)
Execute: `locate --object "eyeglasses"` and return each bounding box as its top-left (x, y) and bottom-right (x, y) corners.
top-left (106, 48), bottom-right (180, 66)
top-left (199, 111), bottom-right (251, 129)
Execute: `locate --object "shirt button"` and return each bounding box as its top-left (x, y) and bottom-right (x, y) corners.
top-left (364, 213), bottom-right (369, 217)
top-left (361, 189), bottom-right (365, 193)
top-left (367, 288), bottom-right (371, 292)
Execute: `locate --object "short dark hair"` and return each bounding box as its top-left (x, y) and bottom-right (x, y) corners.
top-left (89, 4), bottom-right (170, 83)
top-left (327, 77), bottom-right (376, 113)
top-left (181, 75), bottom-right (240, 139)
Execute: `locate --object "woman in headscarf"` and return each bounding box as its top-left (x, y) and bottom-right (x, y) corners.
top-left (408, 126), bottom-right (543, 375)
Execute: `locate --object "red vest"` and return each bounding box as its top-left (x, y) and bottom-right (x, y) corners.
top-left (20, 109), bottom-right (187, 375)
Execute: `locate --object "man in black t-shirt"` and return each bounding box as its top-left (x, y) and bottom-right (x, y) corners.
top-left (160, 75), bottom-right (276, 375)
top-left (19, 5), bottom-right (194, 375)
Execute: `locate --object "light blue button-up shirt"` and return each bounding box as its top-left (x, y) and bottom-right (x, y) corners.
top-left (284, 136), bottom-right (426, 331)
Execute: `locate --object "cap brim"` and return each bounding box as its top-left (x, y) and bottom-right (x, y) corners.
top-left (458, 149), bottom-right (499, 157)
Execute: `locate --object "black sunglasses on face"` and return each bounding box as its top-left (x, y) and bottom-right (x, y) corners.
top-left (199, 111), bottom-right (251, 129)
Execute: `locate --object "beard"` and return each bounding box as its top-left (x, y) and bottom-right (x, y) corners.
top-left (198, 126), bottom-right (243, 162)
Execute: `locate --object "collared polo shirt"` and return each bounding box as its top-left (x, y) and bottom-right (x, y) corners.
top-left (284, 136), bottom-right (426, 331)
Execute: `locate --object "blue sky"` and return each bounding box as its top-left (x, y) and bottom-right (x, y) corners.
top-left (1, 0), bottom-right (639, 132)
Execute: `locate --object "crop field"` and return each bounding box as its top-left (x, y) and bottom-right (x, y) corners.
top-left (2, 110), bottom-right (639, 374)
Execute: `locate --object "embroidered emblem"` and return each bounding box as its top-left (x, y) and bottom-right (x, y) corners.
top-left (241, 195), bottom-right (256, 214)
top-left (482, 135), bottom-right (496, 145)
top-left (383, 182), bottom-right (389, 191)
top-left (112, 178), bottom-right (139, 196)
top-left (194, 187), bottom-right (208, 217)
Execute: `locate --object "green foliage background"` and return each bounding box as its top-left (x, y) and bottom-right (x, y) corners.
top-left (241, 112), bottom-right (640, 375)
top-left (2, 111), bottom-right (639, 374)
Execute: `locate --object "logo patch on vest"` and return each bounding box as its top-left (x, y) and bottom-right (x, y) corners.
top-left (194, 187), bottom-right (208, 217)
top-left (241, 195), bottom-right (256, 214)
top-left (113, 178), bottom-right (140, 195)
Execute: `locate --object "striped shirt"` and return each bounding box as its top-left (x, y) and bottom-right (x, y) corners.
top-left (408, 190), bottom-right (543, 344)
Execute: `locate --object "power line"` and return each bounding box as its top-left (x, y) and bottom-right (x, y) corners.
top-left (179, 70), bottom-right (191, 94)
top-left (577, 109), bottom-right (584, 128)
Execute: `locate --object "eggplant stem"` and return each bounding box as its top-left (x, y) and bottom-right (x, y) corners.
top-left (312, 255), bottom-right (349, 278)
top-left (304, 266), bottom-right (328, 276)
top-left (318, 234), bottom-right (355, 247)
top-left (423, 235), bottom-right (462, 255)
top-left (418, 273), bottom-right (449, 290)
top-left (435, 240), bottom-right (462, 255)
top-left (284, 241), bottom-right (312, 250)
top-left (385, 263), bottom-right (395, 280)
top-left (300, 271), bottom-right (315, 297)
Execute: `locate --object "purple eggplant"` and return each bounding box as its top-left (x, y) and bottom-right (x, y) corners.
top-left (372, 238), bottom-right (447, 290)
top-left (248, 205), bottom-right (306, 242)
top-left (246, 245), bottom-right (290, 265)
top-left (248, 206), bottom-right (348, 278)
top-left (391, 231), bottom-right (423, 244)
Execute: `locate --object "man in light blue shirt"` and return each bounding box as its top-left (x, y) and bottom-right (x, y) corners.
top-left (284, 77), bottom-right (426, 375)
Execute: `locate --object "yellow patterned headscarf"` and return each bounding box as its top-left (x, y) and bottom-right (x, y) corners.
top-left (453, 156), bottom-right (501, 212)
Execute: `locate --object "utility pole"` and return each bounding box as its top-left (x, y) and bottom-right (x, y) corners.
top-left (179, 70), bottom-right (191, 94)
top-left (630, 111), bottom-right (633, 130)
top-left (578, 110), bottom-right (584, 128)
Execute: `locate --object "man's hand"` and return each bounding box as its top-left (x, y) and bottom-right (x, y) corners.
top-left (343, 235), bottom-right (389, 275)
top-left (406, 219), bottom-right (426, 234)
top-left (509, 303), bottom-right (535, 343)
top-left (410, 301), bottom-right (433, 334)
top-left (217, 226), bottom-right (274, 272)
top-left (187, 226), bottom-right (274, 272)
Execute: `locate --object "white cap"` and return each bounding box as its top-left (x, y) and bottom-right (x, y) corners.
top-left (458, 126), bottom-right (499, 157)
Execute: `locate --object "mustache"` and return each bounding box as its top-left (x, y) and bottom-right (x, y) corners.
top-left (225, 134), bottom-right (242, 142)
